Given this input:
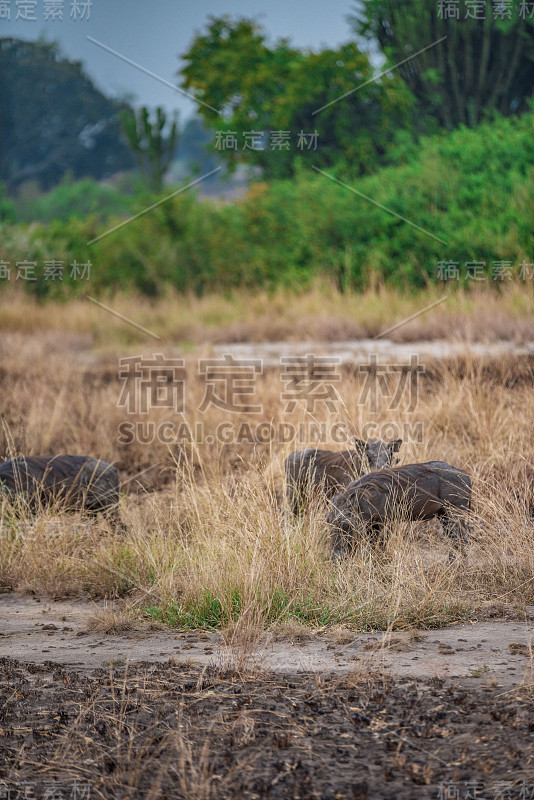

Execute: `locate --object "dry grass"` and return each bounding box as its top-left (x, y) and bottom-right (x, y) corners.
top-left (1, 290), bottom-right (534, 632)
top-left (83, 605), bottom-right (138, 634)
top-left (0, 282), bottom-right (533, 350)
top-left (216, 608), bottom-right (266, 678)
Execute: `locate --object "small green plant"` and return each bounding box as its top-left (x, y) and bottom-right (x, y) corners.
top-left (467, 665), bottom-right (491, 678)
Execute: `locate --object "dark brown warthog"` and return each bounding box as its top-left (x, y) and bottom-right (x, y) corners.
top-left (327, 460), bottom-right (471, 558)
top-left (285, 438), bottom-right (402, 514)
top-left (0, 455), bottom-right (124, 529)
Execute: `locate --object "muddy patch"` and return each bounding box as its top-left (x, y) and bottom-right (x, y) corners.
top-left (1, 658), bottom-right (534, 798)
top-left (2, 597), bottom-right (534, 797)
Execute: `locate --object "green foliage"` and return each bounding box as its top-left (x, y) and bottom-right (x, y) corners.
top-left (3, 112), bottom-right (533, 297)
top-left (120, 106), bottom-right (179, 193)
top-left (144, 589), bottom-right (360, 629)
top-left (13, 176), bottom-right (134, 223)
top-left (354, 0), bottom-right (534, 131)
top-left (180, 15), bottom-right (414, 178)
top-left (142, 589), bottom-right (465, 630)
top-left (145, 589), bottom-right (244, 629)
top-left (0, 37), bottom-right (134, 192)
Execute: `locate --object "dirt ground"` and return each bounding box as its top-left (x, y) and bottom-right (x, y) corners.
top-left (0, 596), bottom-right (533, 683)
top-left (1, 597), bottom-right (534, 799)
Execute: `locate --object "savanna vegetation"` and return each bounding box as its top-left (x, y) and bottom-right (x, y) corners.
top-left (1, 111), bottom-right (533, 297)
top-left (1, 1), bottom-right (534, 634)
top-left (2, 4), bottom-right (534, 299)
top-left (4, 8), bottom-right (534, 800)
top-left (0, 312), bottom-right (533, 630)
top-left (1, 283), bottom-right (534, 346)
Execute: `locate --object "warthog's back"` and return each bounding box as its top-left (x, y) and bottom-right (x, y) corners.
top-left (340, 461), bottom-right (471, 522)
top-left (284, 447), bottom-right (366, 514)
top-left (419, 461), bottom-right (471, 505)
top-left (0, 455), bottom-right (120, 512)
top-left (285, 439), bottom-right (403, 515)
top-left (285, 448), bottom-right (364, 488)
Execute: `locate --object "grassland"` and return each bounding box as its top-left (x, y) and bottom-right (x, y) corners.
top-left (0, 282), bottom-right (534, 348)
top-left (0, 287), bottom-right (533, 632)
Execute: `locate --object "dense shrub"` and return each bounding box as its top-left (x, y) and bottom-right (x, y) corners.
top-left (13, 176), bottom-right (134, 224)
top-left (1, 113), bottom-right (533, 298)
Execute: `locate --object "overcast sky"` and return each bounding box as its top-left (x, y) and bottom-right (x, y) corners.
top-left (1, 0), bottom-right (362, 120)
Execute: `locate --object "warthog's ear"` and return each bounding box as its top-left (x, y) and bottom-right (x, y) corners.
top-left (389, 439), bottom-right (403, 452)
top-left (353, 438), bottom-right (366, 454)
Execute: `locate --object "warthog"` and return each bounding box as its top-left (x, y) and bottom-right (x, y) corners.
top-left (0, 455), bottom-right (124, 529)
top-left (327, 460), bottom-right (471, 558)
top-left (285, 438), bottom-right (402, 514)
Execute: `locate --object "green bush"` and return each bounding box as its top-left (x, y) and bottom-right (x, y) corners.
top-left (14, 176), bottom-right (134, 224)
top-left (2, 112), bottom-right (533, 297)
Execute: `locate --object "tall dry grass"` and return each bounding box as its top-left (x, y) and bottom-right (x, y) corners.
top-left (0, 282), bottom-right (533, 349)
top-left (0, 306), bottom-right (533, 630)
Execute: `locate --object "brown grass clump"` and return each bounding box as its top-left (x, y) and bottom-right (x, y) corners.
top-left (83, 605), bottom-right (137, 634)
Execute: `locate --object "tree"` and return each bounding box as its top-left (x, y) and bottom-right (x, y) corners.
top-left (0, 37), bottom-right (134, 192)
top-left (353, 0), bottom-right (534, 130)
top-left (119, 106), bottom-right (179, 193)
top-left (180, 16), bottom-right (413, 178)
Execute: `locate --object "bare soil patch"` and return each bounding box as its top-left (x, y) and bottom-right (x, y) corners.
top-left (2, 598), bottom-right (534, 798)
top-left (2, 655), bottom-right (534, 799)
top-left (1, 596), bottom-right (533, 682)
